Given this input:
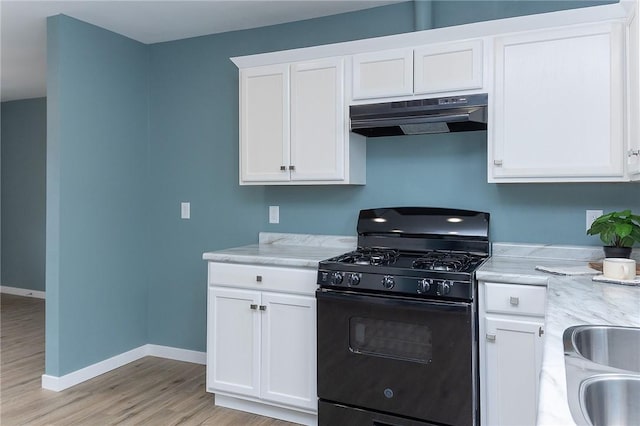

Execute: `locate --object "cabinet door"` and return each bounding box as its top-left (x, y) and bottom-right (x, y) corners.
top-left (491, 23), bottom-right (625, 181)
top-left (629, 10), bottom-right (640, 178)
top-left (414, 40), bottom-right (483, 94)
top-left (484, 316), bottom-right (544, 426)
top-left (208, 287), bottom-right (261, 397)
top-left (352, 49), bottom-right (413, 99)
top-left (240, 64), bottom-right (290, 183)
top-left (290, 58), bottom-right (345, 181)
top-left (260, 292), bottom-right (317, 410)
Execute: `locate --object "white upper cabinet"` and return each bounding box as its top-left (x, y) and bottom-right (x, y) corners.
top-left (290, 59), bottom-right (345, 182)
top-left (352, 40), bottom-right (484, 100)
top-left (233, 1), bottom-right (637, 184)
top-left (240, 64), bottom-right (290, 183)
top-left (414, 40), bottom-right (483, 95)
top-left (352, 49), bottom-right (414, 99)
top-left (490, 23), bottom-right (626, 182)
top-left (239, 57), bottom-right (365, 185)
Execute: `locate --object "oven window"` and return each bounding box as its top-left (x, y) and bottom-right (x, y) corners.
top-left (349, 317), bottom-right (433, 364)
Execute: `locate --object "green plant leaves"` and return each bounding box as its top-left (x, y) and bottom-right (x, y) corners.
top-left (586, 210), bottom-right (640, 247)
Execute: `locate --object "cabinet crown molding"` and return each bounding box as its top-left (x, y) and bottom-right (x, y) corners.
top-left (231, 1), bottom-right (634, 69)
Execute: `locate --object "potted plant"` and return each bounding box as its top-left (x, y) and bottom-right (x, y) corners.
top-left (587, 210), bottom-right (640, 258)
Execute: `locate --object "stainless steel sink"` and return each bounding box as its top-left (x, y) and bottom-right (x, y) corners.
top-left (568, 325), bottom-right (640, 373)
top-left (580, 375), bottom-right (640, 426)
top-left (564, 325), bottom-right (640, 425)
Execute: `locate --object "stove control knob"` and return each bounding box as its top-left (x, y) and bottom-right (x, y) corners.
top-left (348, 273), bottom-right (361, 286)
top-left (330, 272), bottom-right (344, 285)
top-left (437, 281), bottom-right (452, 296)
top-left (382, 275), bottom-right (395, 289)
top-left (417, 278), bottom-right (432, 294)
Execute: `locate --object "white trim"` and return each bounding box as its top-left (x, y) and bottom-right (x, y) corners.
top-left (41, 344), bottom-right (206, 392)
top-left (41, 346), bottom-right (147, 392)
top-left (146, 344), bottom-right (206, 365)
top-left (231, 2), bottom-right (633, 69)
top-left (1, 285), bottom-right (45, 299)
top-left (215, 394), bottom-right (317, 426)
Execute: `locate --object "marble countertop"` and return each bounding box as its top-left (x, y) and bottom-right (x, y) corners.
top-left (202, 232), bottom-right (356, 269)
top-left (478, 254), bottom-right (640, 426)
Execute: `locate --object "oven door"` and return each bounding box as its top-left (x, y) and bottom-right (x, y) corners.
top-left (317, 288), bottom-right (477, 426)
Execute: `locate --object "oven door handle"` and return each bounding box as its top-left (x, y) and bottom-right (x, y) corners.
top-left (316, 288), bottom-right (471, 312)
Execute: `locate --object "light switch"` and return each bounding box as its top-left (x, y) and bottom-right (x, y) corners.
top-left (269, 206), bottom-right (279, 224)
top-left (181, 202), bottom-right (190, 219)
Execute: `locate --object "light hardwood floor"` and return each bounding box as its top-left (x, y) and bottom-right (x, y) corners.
top-left (0, 294), bottom-right (296, 425)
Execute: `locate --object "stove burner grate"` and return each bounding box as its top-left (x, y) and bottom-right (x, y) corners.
top-left (334, 247), bottom-right (400, 266)
top-left (412, 251), bottom-right (474, 272)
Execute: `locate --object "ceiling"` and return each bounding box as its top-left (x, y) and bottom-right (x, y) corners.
top-left (0, 0), bottom-right (403, 102)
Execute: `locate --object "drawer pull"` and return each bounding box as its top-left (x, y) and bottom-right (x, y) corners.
top-left (256, 275), bottom-right (262, 282)
top-left (509, 296), bottom-right (520, 306)
top-left (250, 304), bottom-right (258, 310)
top-left (259, 305), bottom-right (267, 311)
top-left (486, 334), bottom-right (496, 342)
top-left (539, 326), bottom-right (544, 337)
top-left (280, 165), bottom-right (286, 171)
top-left (289, 165), bottom-right (295, 171)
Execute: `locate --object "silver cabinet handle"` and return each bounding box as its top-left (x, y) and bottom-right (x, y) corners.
top-left (494, 159), bottom-right (503, 166)
top-left (288, 165), bottom-right (295, 171)
top-left (509, 296), bottom-right (519, 306)
top-left (259, 305), bottom-right (267, 311)
top-left (486, 334), bottom-right (496, 342)
top-left (256, 275), bottom-right (262, 282)
top-left (280, 165), bottom-right (286, 171)
top-left (250, 304), bottom-right (258, 310)
top-left (539, 326), bottom-right (544, 337)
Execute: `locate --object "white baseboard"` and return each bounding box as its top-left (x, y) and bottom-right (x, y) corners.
top-left (215, 394), bottom-right (317, 426)
top-left (1, 285), bottom-right (45, 299)
top-left (41, 345), bottom-right (148, 392)
top-left (42, 344), bottom-right (206, 392)
top-left (147, 344), bottom-right (206, 365)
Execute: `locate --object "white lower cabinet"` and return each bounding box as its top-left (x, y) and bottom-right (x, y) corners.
top-left (206, 262), bottom-right (317, 425)
top-left (479, 281), bottom-right (546, 426)
top-left (260, 291), bottom-right (316, 410)
top-left (209, 287), bottom-right (261, 397)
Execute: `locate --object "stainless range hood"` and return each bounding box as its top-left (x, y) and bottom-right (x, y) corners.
top-left (350, 93), bottom-right (488, 137)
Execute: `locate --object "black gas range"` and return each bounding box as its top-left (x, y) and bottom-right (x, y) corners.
top-left (317, 206), bottom-right (490, 302)
top-left (316, 207), bottom-right (490, 426)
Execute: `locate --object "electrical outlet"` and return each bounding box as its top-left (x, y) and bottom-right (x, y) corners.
top-left (181, 202), bottom-right (190, 219)
top-left (269, 206), bottom-right (279, 224)
top-left (586, 210), bottom-right (603, 231)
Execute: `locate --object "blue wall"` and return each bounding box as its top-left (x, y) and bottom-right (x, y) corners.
top-left (1, 98), bottom-right (47, 292)
top-left (146, 0), bottom-right (638, 353)
top-left (42, 1), bottom-right (638, 374)
top-left (263, 134), bottom-right (640, 242)
top-left (46, 15), bottom-right (149, 376)
top-left (431, 0), bottom-right (618, 28)
top-left (145, 0), bottom-right (416, 351)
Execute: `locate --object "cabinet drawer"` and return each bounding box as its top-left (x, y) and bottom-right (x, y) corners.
top-left (208, 262), bottom-right (317, 296)
top-left (484, 282), bottom-right (546, 316)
